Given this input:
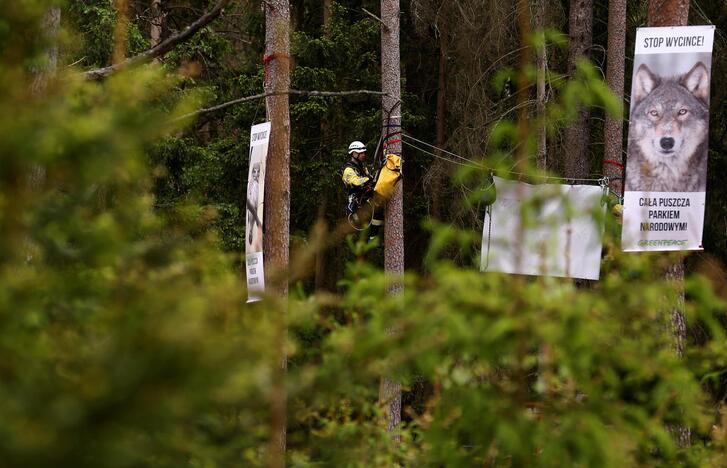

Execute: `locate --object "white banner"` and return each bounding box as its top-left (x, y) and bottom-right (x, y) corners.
top-left (246, 122), bottom-right (271, 302)
top-left (634, 26), bottom-right (714, 55)
top-left (622, 25), bottom-right (714, 251)
top-left (481, 177), bottom-right (606, 281)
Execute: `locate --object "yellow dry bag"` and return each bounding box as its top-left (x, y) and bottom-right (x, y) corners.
top-left (373, 154), bottom-right (402, 203)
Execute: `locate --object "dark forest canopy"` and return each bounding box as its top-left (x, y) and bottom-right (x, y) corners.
top-left (2, 0), bottom-right (727, 465)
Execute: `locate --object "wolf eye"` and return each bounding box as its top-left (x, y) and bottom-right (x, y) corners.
top-left (678, 108), bottom-right (688, 115)
top-left (649, 110), bottom-right (659, 117)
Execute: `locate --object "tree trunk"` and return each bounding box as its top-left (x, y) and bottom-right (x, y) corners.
top-left (264, 0), bottom-right (291, 465)
top-left (515, 0), bottom-right (533, 171)
top-left (150, 0), bottom-right (163, 52)
top-left (431, 26), bottom-right (447, 219)
top-left (323, 0), bottom-right (332, 33)
top-left (380, 0), bottom-right (403, 436)
top-left (647, 0), bottom-right (690, 448)
top-left (317, 0), bottom-right (332, 291)
top-left (649, 0), bottom-right (690, 25)
top-left (534, 0), bottom-right (547, 170)
top-left (113, 0), bottom-right (130, 65)
top-left (563, 0), bottom-right (593, 178)
top-left (28, 6), bottom-right (60, 230)
top-left (31, 7), bottom-right (60, 96)
top-left (603, 0), bottom-right (626, 195)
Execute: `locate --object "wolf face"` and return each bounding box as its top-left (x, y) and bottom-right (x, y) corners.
top-left (625, 61), bottom-right (710, 192)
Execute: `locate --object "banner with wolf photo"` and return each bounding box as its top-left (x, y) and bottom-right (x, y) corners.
top-left (246, 122), bottom-right (270, 302)
top-left (621, 25), bottom-right (715, 252)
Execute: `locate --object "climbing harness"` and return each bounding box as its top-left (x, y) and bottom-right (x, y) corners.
top-left (347, 198), bottom-right (375, 231)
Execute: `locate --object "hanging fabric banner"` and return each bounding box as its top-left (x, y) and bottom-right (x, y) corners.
top-left (246, 122), bottom-right (271, 302)
top-left (481, 177), bottom-right (606, 281)
top-left (621, 25), bottom-right (715, 251)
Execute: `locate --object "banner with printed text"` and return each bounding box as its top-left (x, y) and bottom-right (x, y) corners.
top-left (622, 25), bottom-right (715, 251)
top-left (246, 122), bottom-right (271, 302)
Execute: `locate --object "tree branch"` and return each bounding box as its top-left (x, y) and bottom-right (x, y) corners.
top-left (173, 89), bottom-right (387, 121)
top-left (84, 0), bottom-right (231, 80)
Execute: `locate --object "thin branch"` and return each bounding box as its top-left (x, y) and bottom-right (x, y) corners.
top-left (361, 8), bottom-right (388, 29)
top-left (84, 0), bottom-right (231, 80)
top-left (66, 56), bottom-right (87, 68)
top-left (173, 89), bottom-right (387, 121)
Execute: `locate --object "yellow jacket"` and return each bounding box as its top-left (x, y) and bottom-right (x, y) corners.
top-left (342, 159), bottom-right (371, 188)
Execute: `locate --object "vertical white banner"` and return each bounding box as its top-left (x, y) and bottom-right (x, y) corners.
top-left (246, 122), bottom-right (271, 302)
top-left (622, 25), bottom-right (714, 251)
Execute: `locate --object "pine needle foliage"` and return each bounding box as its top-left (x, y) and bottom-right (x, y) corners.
top-left (3, 2), bottom-right (727, 467)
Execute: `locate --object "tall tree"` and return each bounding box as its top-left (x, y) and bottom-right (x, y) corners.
top-left (534, 0), bottom-right (548, 170)
top-left (150, 0), bottom-right (163, 51)
top-left (29, 6), bottom-right (60, 202)
top-left (431, 22), bottom-right (448, 218)
top-left (647, 0), bottom-right (690, 448)
top-left (515, 0), bottom-right (533, 170)
top-left (563, 0), bottom-right (593, 178)
top-left (603, 0), bottom-right (626, 194)
top-left (31, 7), bottom-right (60, 96)
top-left (380, 0), bottom-right (403, 435)
top-left (263, 0), bottom-right (291, 464)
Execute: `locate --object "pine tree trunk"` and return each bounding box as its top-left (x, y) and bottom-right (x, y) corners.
top-left (113, 0), bottom-right (130, 65)
top-left (515, 0), bottom-right (533, 170)
top-left (647, 0), bottom-right (690, 448)
top-left (150, 0), bottom-right (163, 52)
top-left (603, 0), bottom-right (626, 195)
top-left (31, 7), bottom-right (60, 96)
top-left (649, 0), bottom-right (690, 25)
top-left (380, 0), bottom-right (403, 436)
top-left (563, 0), bottom-right (593, 178)
top-left (30, 7), bottom-right (60, 191)
top-left (316, 0), bottom-right (332, 292)
top-left (431, 27), bottom-right (447, 219)
top-left (534, 0), bottom-right (548, 170)
top-left (264, 0), bottom-right (291, 464)
top-left (323, 0), bottom-right (332, 32)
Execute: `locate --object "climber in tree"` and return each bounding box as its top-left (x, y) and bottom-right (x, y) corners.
top-left (342, 141), bottom-right (383, 239)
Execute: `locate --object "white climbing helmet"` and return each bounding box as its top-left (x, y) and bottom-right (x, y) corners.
top-left (348, 141), bottom-right (367, 154)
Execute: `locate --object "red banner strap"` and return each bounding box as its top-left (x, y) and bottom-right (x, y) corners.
top-left (603, 159), bottom-right (624, 170)
top-left (262, 53), bottom-right (290, 86)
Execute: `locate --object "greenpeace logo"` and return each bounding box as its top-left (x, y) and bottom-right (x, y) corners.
top-left (637, 239), bottom-right (687, 247)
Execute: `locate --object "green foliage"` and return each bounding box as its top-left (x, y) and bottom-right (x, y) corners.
top-left (67, 0), bottom-right (148, 67)
top-left (5, 1), bottom-right (727, 467)
top-left (0, 5), bottom-right (276, 465)
top-left (287, 225), bottom-right (727, 467)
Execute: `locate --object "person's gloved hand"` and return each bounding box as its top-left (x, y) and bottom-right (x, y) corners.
top-left (363, 183), bottom-right (374, 197)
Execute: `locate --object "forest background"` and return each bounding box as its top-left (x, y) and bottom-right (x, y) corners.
top-left (4, 0), bottom-right (727, 466)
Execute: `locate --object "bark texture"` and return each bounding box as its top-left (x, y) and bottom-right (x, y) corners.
top-left (648, 0), bottom-right (690, 448)
top-left (381, 0), bottom-right (403, 435)
top-left (113, 0), bottom-right (130, 65)
top-left (534, 0), bottom-right (547, 170)
top-left (603, 0), bottom-right (626, 195)
top-left (515, 0), bottom-right (533, 171)
top-left (150, 0), bottom-right (163, 50)
top-left (323, 0), bottom-right (332, 32)
top-left (649, 0), bottom-right (690, 26)
top-left (264, 0), bottom-right (291, 464)
top-left (563, 0), bottom-right (593, 178)
top-left (29, 7), bottom-right (60, 191)
top-left (31, 7), bottom-right (60, 96)
top-left (431, 26), bottom-right (447, 218)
